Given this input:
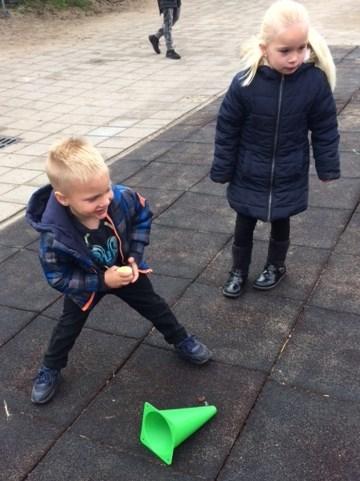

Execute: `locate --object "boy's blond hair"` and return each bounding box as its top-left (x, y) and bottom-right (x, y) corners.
top-left (239, 0), bottom-right (336, 90)
top-left (46, 137), bottom-right (108, 193)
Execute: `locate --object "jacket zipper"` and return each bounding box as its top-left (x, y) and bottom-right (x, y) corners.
top-left (267, 75), bottom-right (284, 222)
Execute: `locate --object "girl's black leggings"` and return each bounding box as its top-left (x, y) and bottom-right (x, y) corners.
top-left (234, 213), bottom-right (290, 247)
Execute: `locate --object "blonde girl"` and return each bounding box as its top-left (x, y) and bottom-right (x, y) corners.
top-left (210, 0), bottom-right (340, 298)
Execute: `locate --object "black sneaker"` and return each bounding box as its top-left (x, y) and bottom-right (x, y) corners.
top-left (148, 35), bottom-right (161, 54)
top-left (253, 264), bottom-right (286, 290)
top-left (31, 365), bottom-right (61, 404)
top-left (175, 335), bottom-right (211, 365)
top-left (166, 49), bottom-right (181, 60)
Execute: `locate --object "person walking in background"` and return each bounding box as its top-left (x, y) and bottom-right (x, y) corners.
top-left (210, 0), bottom-right (340, 299)
top-left (148, 0), bottom-right (181, 60)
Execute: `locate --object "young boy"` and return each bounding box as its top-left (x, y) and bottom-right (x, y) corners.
top-left (148, 0), bottom-right (181, 60)
top-left (26, 137), bottom-right (211, 404)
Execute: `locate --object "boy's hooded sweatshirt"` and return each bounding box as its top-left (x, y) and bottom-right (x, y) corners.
top-left (26, 184), bottom-right (153, 311)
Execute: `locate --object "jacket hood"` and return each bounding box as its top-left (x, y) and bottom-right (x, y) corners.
top-left (26, 184), bottom-right (87, 252)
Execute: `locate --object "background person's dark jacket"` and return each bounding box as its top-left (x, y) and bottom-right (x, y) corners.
top-left (210, 63), bottom-right (340, 221)
top-left (157, 0), bottom-right (181, 14)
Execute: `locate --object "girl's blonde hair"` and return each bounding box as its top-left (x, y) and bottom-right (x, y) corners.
top-left (239, 0), bottom-right (336, 90)
top-left (46, 137), bottom-right (108, 193)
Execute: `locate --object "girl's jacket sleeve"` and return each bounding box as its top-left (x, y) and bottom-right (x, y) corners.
top-left (39, 232), bottom-right (106, 295)
top-left (309, 72), bottom-right (340, 181)
top-left (210, 74), bottom-right (245, 183)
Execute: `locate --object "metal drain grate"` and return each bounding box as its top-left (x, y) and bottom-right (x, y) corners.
top-left (0, 136), bottom-right (19, 149)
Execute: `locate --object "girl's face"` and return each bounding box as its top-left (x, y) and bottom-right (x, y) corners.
top-left (261, 22), bottom-right (308, 75)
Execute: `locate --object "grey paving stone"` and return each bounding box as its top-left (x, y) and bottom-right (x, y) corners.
top-left (26, 431), bottom-right (210, 481)
top-left (42, 274), bottom-right (190, 339)
top-left (155, 191), bottom-right (235, 234)
top-left (147, 282), bottom-right (302, 371)
top-left (0, 249), bottom-right (59, 311)
top-left (69, 344), bottom-right (265, 477)
top-left (119, 140), bottom-right (178, 162)
top-left (190, 176), bottom-right (227, 196)
top-left (272, 306), bottom-right (360, 401)
top-left (0, 305), bottom-right (36, 346)
top-left (338, 131), bottom-right (360, 150)
top-left (335, 212), bottom-right (360, 256)
top-left (337, 150), bottom-right (360, 178)
top-left (198, 240), bottom-right (329, 301)
top-left (0, 245), bottom-right (18, 263)
top-left (156, 125), bottom-right (200, 141)
top-left (310, 252), bottom-right (360, 315)
top-left (217, 381), bottom-right (360, 481)
top-left (1, 410), bottom-right (60, 481)
top-left (110, 158), bottom-right (149, 183)
top-left (0, 217), bottom-right (38, 248)
top-left (0, 315), bottom-right (137, 426)
top-left (309, 176), bottom-right (360, 209)
top-left (146, 224), bottom-right (229, 278)
top-left (182, 125), bottom-right (216, 144)
top-left (126, 161), bottom-right (209, 191)
top-left (126, 186), bottom-right (182, 217)
top-left (156, 141), bottom-right (214, 165)
top-left (253, 207), bottom-right (350, 249)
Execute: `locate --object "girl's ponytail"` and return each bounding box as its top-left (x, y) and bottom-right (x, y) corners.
top-left (238, 36), bottom-right (264, 87)
top-left (308, 27), bottom-right (336, 91)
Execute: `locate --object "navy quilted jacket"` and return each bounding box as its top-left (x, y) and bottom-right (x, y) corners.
top-left (26, 184), bottom-right (153, 310)
top-left (210, 63), bottom-right (340, 221)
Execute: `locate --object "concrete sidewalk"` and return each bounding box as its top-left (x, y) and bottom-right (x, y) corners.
top-left (1, 41), bottom-right (360, 480)
top-left (0, 0), bottom-right (359, 227)
top-left (1, 0), bottom-right (360, 480)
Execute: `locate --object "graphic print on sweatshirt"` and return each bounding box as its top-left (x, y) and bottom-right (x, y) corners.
top-left (82, 220), bottom-right (119, 268)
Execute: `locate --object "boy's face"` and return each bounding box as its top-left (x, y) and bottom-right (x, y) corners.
top-left (55, 170), bottom-right (114, 226)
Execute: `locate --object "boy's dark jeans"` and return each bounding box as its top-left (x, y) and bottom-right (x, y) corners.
top-left (43, 275), bottom-right (187, 370)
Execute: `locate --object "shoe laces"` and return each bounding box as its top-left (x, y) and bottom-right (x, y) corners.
top-left (177, 335), bottom-right (198, 353)
top-left (35, 367), bottom-right (58, 383)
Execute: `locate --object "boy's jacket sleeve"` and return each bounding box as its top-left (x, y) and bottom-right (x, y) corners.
top-left (210, 74), bottom-right (245, 183)
top-left (39, 232), bottom-right (107, 294)
top-left (128, 191), bottom-right (153, 264)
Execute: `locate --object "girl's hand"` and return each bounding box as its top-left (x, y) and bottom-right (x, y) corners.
top-left (128, 257), bottom-right (139, 283)
top-left (104, 265), bottom-right (133, 288)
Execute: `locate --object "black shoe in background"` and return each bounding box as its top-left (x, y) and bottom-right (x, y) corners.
top-left (166, 49), bottom-right (181, 60)
top-left (148, 35), bottom-right (161, 54)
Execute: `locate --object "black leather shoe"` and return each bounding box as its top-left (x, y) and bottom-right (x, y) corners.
top-left (166, 49), bottom-right (181, 59)
top-left (31, 365), bottom-right (61, 404)
top-left (148, 35), bottom-right (161, 54)
top-left (222, 270), bottom-right (247, 298)
top-left (253, 264), bottom-right (286, 290)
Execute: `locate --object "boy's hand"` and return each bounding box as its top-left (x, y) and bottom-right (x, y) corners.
top-left (104, 265), bottom-right (134, 288)
top-left (128, 257), bottom-right (139, 283)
